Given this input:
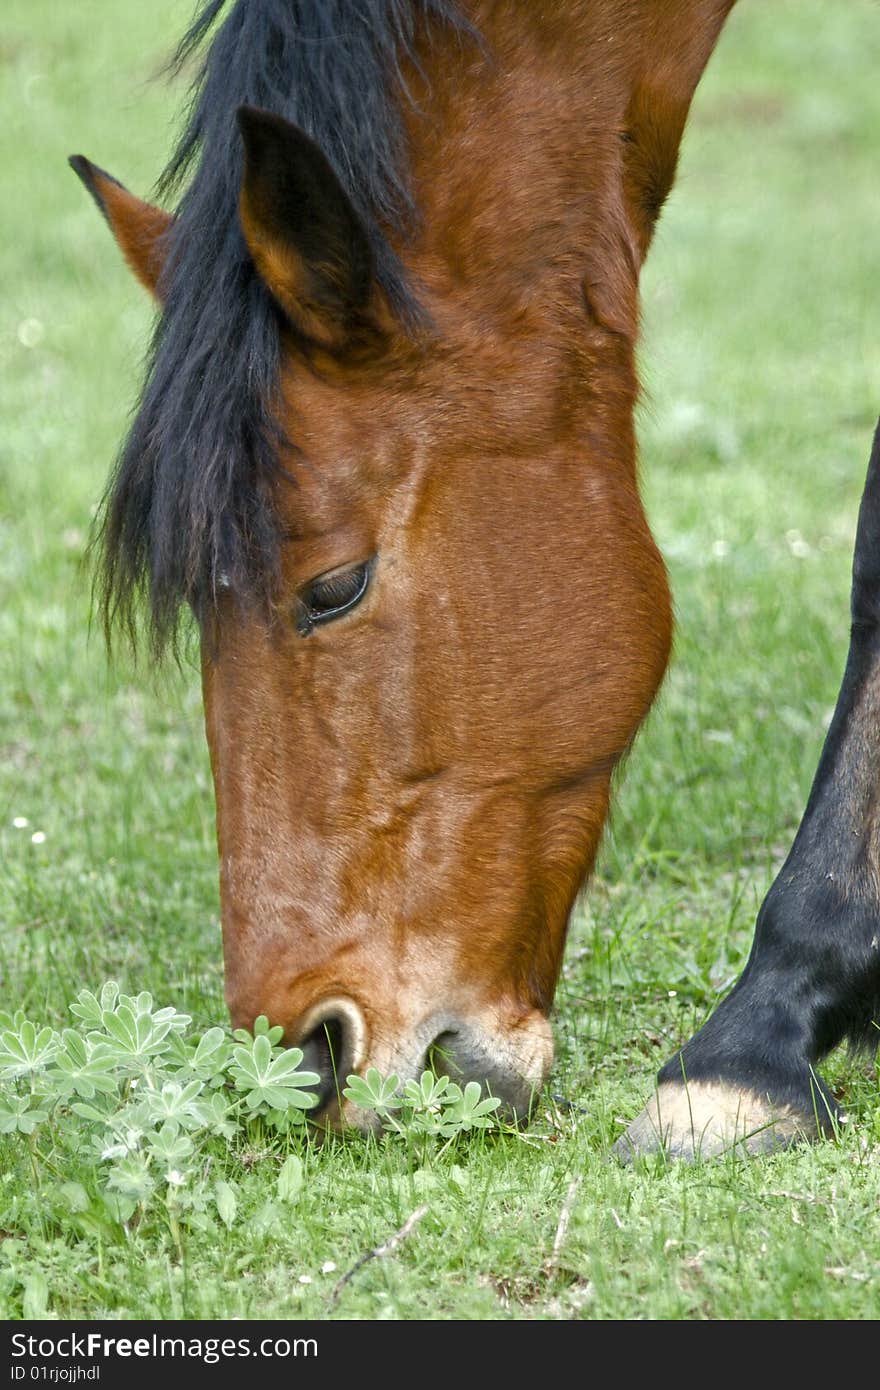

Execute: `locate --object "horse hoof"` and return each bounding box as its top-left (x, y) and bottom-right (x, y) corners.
top-left (612, 1080), bottom-right (820, 1163)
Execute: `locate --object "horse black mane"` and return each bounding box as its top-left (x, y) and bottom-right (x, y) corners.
top-left (98, 0), bottom-right (469, 653)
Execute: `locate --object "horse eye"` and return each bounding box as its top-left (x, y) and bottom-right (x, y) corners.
top-left (296, 559), bottom-right (373, 635)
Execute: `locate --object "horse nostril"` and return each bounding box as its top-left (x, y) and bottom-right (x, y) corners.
top-left (299, 1017), bottom-right (344, 1112)
top-left (428, 1025), bottom-right (542, 1121)
top-left (294, 996), bottom-right (367, 1116)
top-left (427, 1031), bottom-right (464, 1083)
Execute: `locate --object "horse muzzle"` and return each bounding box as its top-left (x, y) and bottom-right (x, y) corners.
top-left (286, 994), bottom-right (554, 1128)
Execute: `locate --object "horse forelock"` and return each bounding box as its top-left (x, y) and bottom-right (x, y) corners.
top-left (96, 0), bottom-right (474, 656)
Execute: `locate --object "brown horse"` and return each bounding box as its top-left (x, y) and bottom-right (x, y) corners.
top-left (72, 0), bottom-right (877, 1156)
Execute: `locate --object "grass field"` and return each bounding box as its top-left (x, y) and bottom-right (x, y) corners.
top-left (2, 0), bottom-right (880, 1320)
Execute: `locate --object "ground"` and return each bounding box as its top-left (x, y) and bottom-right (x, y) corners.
top-left (1, 0), bottom-right (879, 1319)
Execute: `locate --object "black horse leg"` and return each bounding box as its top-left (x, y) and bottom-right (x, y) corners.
top-left (618, 420), bottom-right (880, 1159)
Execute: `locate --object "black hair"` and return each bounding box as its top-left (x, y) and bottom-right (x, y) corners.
top-left (96, 0), bottom-right (470, 653)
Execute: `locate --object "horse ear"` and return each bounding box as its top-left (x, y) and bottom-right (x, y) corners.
top-left (69, 156), bottom-right (173, 299)
top-left (622, 2), bottom-right (737, 262)
top-left (236, 105), bottom-right (378, 352)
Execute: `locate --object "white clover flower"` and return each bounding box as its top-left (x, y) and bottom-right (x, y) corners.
top-left (31, 831), bottom-right (46, 845)
top-left (785, 529), bottom-right (811, 558)
top-left (12, 817), bottom-right (29, 829)
top-left (18, 318), bottom-right (44, 348)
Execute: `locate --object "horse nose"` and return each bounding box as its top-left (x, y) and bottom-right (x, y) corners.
top-left (292, 996), bottom-right (368, 1114)
top-left (296, 1006), bottom-right (553, 1128)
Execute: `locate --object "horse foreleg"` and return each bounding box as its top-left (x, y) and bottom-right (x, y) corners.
top-left (618, 419), bottom-right (880, 1160)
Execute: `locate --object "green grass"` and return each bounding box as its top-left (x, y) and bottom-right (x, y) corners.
top-left (2, 0), bottom-right (880, 1320)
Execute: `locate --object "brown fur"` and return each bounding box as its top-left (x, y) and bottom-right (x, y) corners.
top-left (69, 157), bottom-right (173, 296)
top-left (84, 0), bottom-right (736, 1117)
